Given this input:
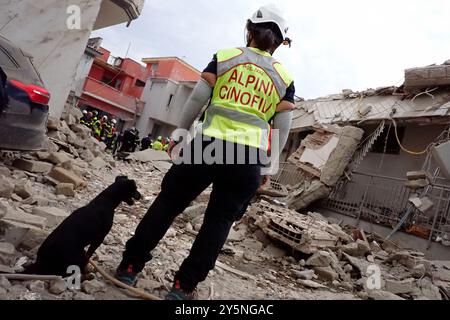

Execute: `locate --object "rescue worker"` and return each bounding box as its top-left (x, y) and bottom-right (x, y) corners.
top-left (115, 5), bottom-right (295, 300)
top-left (132, 129), bottom-right (140, 152)
top-left (80, 110), bottom-right (89, 126)
top-left (151, 136), bottom-right (164, 151)
top-left (106, 119), bottom-right (117, 149)
top-left (162, 137), bottom-right (171, 152)
top-left (140, 134), bottom-right (152, 151)
top-left (91, 115), bottom-right (102, 140)
top-left (120, 127), bottom-right (138, 153)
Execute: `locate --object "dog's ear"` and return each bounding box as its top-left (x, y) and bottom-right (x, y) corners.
top-left (115, 175), bottom-right (128, 182)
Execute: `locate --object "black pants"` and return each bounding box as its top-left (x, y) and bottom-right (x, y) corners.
top-left (120, 162), bottom-right (262, 291)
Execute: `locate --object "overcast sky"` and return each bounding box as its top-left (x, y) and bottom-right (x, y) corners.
top-left (92, 0), bottom-right (450, 99)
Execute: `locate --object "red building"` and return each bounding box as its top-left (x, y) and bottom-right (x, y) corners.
top-left (78, 47), bottom-right (149, 125)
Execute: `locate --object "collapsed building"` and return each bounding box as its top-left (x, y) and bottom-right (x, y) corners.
top-left (263, 60), bottom-right (450, 260)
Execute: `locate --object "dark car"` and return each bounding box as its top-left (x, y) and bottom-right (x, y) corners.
top-left (0, 34), bottom-right (50, 151)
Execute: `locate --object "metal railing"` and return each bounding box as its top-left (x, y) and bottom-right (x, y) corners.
top-left (321, 171), bottom-right (450, 241)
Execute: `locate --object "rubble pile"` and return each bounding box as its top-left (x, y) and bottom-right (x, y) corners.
top-left (245, 200), bottom-right (449, 300)
top-left (0, 107), bottom-right (448, 300)
top-left (270, 124), bottom-right (364, 210)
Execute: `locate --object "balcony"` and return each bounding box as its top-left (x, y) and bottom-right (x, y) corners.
top-left (94, 0), bottom-right (145, 30)
top-left (82, 77), bottom-right (143, 115)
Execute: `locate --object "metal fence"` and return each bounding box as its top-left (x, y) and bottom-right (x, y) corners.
top-left (321, 171), bottom-right (450, 244)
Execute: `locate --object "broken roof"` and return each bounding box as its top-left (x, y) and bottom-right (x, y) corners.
top-left (292, 87), bottom-right (450, 132)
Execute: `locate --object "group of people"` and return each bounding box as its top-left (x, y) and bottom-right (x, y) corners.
top-left (140, 134), bottom-right (171, 152)
top-left (80, 110), bottom-right (117, 149)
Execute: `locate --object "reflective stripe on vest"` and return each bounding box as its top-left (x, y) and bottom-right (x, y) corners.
top-left (202, 47), bottom-right (291, 151)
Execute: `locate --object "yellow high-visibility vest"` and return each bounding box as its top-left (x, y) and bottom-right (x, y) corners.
top-left (202, 47), bottom-right (293, 151)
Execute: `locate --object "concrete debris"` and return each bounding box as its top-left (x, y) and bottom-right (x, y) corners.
top-left (281, 125), bottom-right (363, 210)
top-left (306, 251), bottom-right (336, 267)
top-left (0, 110), bottom-right (447, 301)
top-left (366, 290), bottom-right (405, 300)
top-left (32, 206), bottom-right (69, 228)
top-left (81, 279), bottom-right (106, 294)
top-left (0, 177), bottom-right (14, 199)
top-left (126, 149), bottom-right (171, 162)
top-left (340, 240), bottom-right (371, 257)
top-left (55, 183), bottom-right (75, 197)
top-left (48, 152), bottom-right (72, 165)
top-left (408, 196), bottom-right (434, 213)
top-left (136, 279), bottom-right (162, 292)
top-left (80, 149), bottom-right (95, 162)
top-left (12, 159), bottom-right (53, 174)
top-left (249, 201), bottom-right (352, 254)
top-left (313, 266), bottom-right (339, 282)
top-left (297, 279), bottom-right (327, 289)
top-left (90, 157), bottom-right (108, 170)
top-left (14, 182), bottom-right (34, 199)
top-left (291, 269), bottom-right (315, 280)
top-left (404, 63), bottom-right (450, 93)
top-left (384, 278), bottom-right (415, 295)
top-left (48, 167), bottom-right (85, 188)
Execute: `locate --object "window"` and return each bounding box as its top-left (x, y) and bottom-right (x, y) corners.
top-left (151, 63), bottom-right (158, 75)
top-left (0, 47), bottom-right (18, 69)
top-left (135, 79), bottom-right (146, 87)
top-left (371, 126), bottom-right (405, 154)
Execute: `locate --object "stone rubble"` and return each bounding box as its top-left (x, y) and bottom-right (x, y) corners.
top-left (0, 107), bottom-right (448, 301)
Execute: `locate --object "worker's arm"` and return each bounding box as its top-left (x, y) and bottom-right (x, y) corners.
top-left (177, 74), bottom-right (214, 130)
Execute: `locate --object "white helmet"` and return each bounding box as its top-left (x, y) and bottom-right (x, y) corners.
top-left (112, 119), bottom-right (117, 124)
top-left (250, 5), bottom-right (290, 42)
top-left (102, 115), bottom-right (108, 120)
top-left (82, 110), bottom-right (87, 115)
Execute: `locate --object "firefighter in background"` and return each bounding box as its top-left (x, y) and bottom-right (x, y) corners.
top-left (151, 136), bottom-right (164, 151)
top-left (140, 133), bottom-right (152, 151)
top-left (80, 110), bottom-right (89, 126)
top-left (91, 116), bottom-right (102, 140)
top-left (106, 119), bottom-right (118, 149)
top-left (162, 137), bottom-right (170, 152)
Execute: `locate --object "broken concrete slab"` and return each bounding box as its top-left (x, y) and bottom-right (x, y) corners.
top-left (48, 167), bottom-right (85, 188)
top-left (366, 289), bottom-right (405, 300)
top-left (314, 266), bottom-right (339, 282)
top-left (384, 278), bottom-right (415, 295)
top-left (291, 269), bottom-right (315, 280)
top-left (286, 179), bottom-right (330, 211)
top-left (80, 149), bottom-right (95, 162)
top-left (32, 206), bottom-right (69, 228)
top-left (81, 279), bottom-right (106, 294)
top-left (183, 204), bottom-right (207, 221)
top-left (49, 279), bottom-right (67, 295)
top-left (297, 279), bottom-right (327, 289)
top-left (263, 244), bottom-right (287, 258)
top-left (242, 238), bottom-right (264, 251)
top-left (48, 152), bottom-right (72, 165)
top-left (20, 228), bottom-right (49, 250)
top-left (90, 157), bottom-right (108, 170)
top-left (22, 196), bottom-right (49, 206)
top-left (0, 220), bottom-right (43, 247)
top-left (13, 159), bottom-right (53, 174)
top-left (2, 209), bottom-right (47, 229)
top-left (55, 183), bottom-right (75, 197)
top-left (0, 166), bottom-right (11, 177)
top-left (14, 182), bottom-right (34, 199)
top-left (306, 251), bottom-right (336, 267)
top-left (126, 149), bottom-right (171, 162)
top-left (405, 179), bottom-right (429, 189)
top-left (0, 177), bottom-right (14, 199)
top-left (340, 240), bottom-right (371, 257)
top-left (152, 161), bottom-right (172, 173)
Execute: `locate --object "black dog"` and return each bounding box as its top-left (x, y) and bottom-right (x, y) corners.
top-left (23, 176), bottom-right (141, 276)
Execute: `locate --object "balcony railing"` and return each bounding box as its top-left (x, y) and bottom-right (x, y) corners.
top-left (83, 77), bottom-right (143, 114)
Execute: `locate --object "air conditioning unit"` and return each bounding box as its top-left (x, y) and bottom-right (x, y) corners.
top-left (432, 140), bottom-right (450, 179)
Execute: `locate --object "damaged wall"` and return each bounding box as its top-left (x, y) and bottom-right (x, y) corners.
top-left (283, 125), bottom-right (364, 210)
top-left (358, 124), bottom-right (447, 178)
